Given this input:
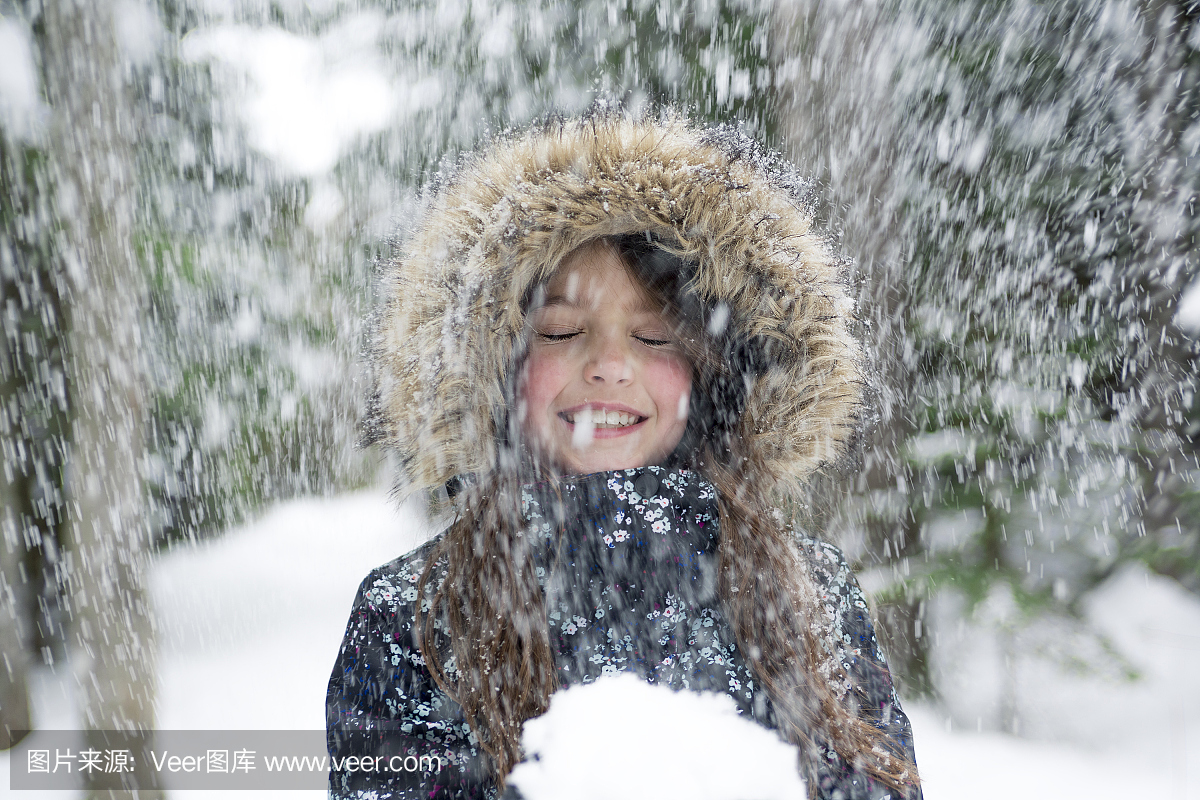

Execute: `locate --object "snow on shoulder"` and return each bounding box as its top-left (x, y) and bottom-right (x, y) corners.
top-left (507, 675), bottom-right (806, 800)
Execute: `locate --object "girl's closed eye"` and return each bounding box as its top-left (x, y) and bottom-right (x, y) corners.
top-left (533, 327), bottom-right (675, 348)
top-left (535, 329), bottom-right (581, 342)
top-left (633, 334), bottom-right (675, 348)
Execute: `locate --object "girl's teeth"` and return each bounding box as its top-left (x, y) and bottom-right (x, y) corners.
top-left (569, 410), bottom-right (637, 427)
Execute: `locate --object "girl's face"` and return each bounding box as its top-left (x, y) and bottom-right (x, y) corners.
top-left (519, 241), bottom-right (692, 475)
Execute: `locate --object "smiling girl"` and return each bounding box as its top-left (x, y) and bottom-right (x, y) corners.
top-left (327, 115), bottom-right (922, 800)
top-left (519, 239), bottom-right (692, 474)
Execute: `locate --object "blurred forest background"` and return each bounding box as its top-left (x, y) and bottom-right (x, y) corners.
top-left (1, 0), bottom-right (1198, 756)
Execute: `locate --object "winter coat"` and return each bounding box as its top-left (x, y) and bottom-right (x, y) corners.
top-left (327, 465), bottom-right (918, 799)
top-left (328, 114), bottom-right (920, 799)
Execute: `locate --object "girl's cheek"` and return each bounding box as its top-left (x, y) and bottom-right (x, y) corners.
top-left (654, 353), bottom-right (692, 393)
top-left (518, 350), bottom-right (564, 430)
top-left (514, 363), bottom-right (538, 438)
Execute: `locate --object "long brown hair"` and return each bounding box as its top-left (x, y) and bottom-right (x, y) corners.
top-left (415, 237), bottom-right (919, 796)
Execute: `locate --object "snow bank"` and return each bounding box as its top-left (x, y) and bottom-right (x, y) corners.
top-left (508, 674), bottom-right (806, 800)
top-left (907, 705), bottom-right (1188, 800)
top-left (929, 563), bottom-right (1200, 759)
top-left (152, 489), bottom-right (434, 730)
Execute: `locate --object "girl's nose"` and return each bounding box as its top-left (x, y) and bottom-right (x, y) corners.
top-left (586, 335), bottom-right (633, 384)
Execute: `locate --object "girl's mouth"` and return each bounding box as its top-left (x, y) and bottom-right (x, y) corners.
top-left (560, 408), bottom-right (646, 429)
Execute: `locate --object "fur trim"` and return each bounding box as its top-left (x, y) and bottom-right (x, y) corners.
top-left (371, 114), bottom-right (862, 496)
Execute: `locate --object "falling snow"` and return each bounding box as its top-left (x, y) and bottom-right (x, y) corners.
top-left (3, 0), bottom-right (1200, 797)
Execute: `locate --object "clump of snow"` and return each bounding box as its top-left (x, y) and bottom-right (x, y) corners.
top-left (906, 429), bottom-right (975, 464)
top-left (304, 180), bottom-right (347, 230)
top-left (0, 17), bottom-right (44, 141)
top-left (181, 13), bottom-right (401, 175)
top-left (114, 0), bottom-right (164, 65)
top-left (508, 675), bottom-right (806, 800)
top-left (1177, 277), bottom-right (1200, 332)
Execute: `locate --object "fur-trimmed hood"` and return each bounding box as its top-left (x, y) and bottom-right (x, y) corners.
top-left (370, 113), bottom-right (862, 497)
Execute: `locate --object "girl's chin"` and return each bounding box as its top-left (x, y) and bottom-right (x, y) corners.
top-left (526, 423), bottom-right (684, 474)
top-left (558, 444), bottom-right (660, 474)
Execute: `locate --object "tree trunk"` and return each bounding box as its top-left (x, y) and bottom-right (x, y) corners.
top-left (0, 341), bottom-right (32, 747)
top-left (40, 0), bottom-right (157, 770)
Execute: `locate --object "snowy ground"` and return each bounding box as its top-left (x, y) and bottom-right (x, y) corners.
top-left (3, 489), bottom-right (1198, 798)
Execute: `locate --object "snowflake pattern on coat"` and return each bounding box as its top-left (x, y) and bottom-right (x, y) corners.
top-left (326, 467), bottom-right (920, 800)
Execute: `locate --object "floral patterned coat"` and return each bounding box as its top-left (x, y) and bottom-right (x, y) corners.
top-left (326, 467), bottom-right (920, 800)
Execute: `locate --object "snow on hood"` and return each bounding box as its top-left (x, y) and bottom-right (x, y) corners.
top-left (370, 113), bottom-right (862, 496)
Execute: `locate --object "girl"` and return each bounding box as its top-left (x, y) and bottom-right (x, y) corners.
top-left (327, 114), bottom-right (921, 800)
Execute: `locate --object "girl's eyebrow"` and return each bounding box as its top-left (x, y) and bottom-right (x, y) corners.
top-left (540, 293), bottom-right (575, 308)
top-left (538, 293), bottom-right (659, 315)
